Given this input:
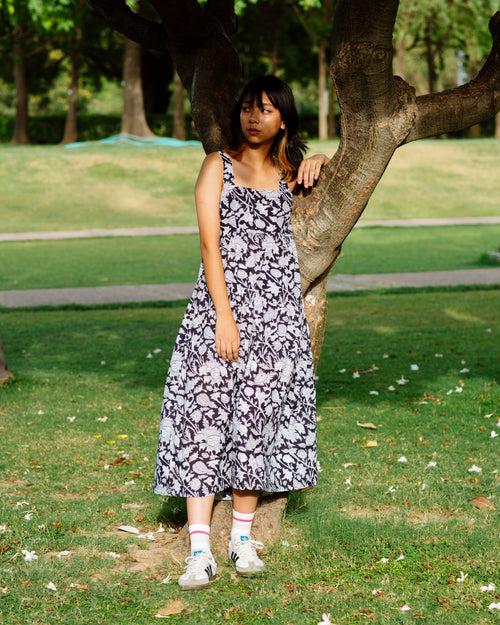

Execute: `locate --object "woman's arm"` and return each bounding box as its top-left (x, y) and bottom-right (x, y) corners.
top-left (289, 153), bottom-right (330, 191)
top-left (194, 152), bottom-right (240, 361)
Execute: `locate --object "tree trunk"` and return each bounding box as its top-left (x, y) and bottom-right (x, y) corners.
top-left (328, 81), bottom-right (337, 138)
top-left (121, 37), bottom-right (155, 136)
top-left (11, 24), bottom-right (29, 145)
top-left (424, 16), bottom-right (436, 93)
top-left (0, 336), bottom-right (13, 385)
top-left (318, 41), bottom-right (328, 140)
top-left (62, 26), bottom-right (83, 144)
top-left (172, 70), bottom-right (185, 139)
top-left (496, 110), bottom-right (500, 138)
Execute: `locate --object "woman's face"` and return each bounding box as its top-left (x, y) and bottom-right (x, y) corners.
top-left (239, 91), bottom-right (285, 145)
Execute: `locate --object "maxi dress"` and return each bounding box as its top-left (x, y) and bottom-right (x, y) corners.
top-left (152, 150), bottom-right (319, 499)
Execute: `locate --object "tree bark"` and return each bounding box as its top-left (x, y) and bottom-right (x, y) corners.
top-left (318, 41), bottom-right (328, 140)
top-left (496, 109), bottom-right (500, 138)
top-left (11, 24), bottom-right (29, 145)
top-left (62, 26), bottom-right (83, 144)
top-left (172, 69), bottom-right (185, 139)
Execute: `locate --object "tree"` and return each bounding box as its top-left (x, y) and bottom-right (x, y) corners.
top-left (88, 0), bottom-right (500, 549)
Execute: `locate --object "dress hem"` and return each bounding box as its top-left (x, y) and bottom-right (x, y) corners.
top-left (152, 477), bottom-right (318, 498)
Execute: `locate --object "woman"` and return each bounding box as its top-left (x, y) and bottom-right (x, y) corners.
top-left (152, 74), bottom-right (330, 590)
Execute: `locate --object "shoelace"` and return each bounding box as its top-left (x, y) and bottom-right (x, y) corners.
top-left (183, 551), bottom-right (214, 575)
top-left (233, 538), bottom-right (265, 559)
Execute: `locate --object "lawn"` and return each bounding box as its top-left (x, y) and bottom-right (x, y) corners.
top-left (1, 138), bottom-right (499, 232)
top-left (0, 288), bottom-right (498, 624)
top-left (1, 224), bottom-right (499, 291)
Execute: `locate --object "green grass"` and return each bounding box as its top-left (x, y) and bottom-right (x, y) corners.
top-left (0, 288), bottom-right (498, 624)
top-left (1, 138), bottom-right (499, 232)
top-left (1, 224), bottom-right (499, 290)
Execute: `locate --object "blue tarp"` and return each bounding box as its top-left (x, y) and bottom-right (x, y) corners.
top-left (64, 132), bottom-right (202, 149)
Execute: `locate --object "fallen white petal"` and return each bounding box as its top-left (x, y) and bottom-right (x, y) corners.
top-left (22, 549), bottom-right (38, 561)
top-left (480, 582), bottom-right (496, 592)
top-left (46, 582), bottom-right (57, 591)
top-left (399, 604), bottom-right (411, 611)
top-left (397, 455), bottom-right (408, 463)
top-left (468, 464), bottom-right (482, 473)
top-left (490, 431), bottom-right (498, 438)
top-left (117, 525), bottom-right (141, 534)
top-left (410, 364), bottom-right (419, 370)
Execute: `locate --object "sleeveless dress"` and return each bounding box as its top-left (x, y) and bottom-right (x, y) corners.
top-left (152, 149), bottom-right (319, 499)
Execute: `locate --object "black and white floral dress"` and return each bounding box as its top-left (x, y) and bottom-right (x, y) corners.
top-left (152, 150), bottom-right (318, 498)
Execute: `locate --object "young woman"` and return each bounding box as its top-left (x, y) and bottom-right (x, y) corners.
top-left (152, 74), bottom-right (330, 590)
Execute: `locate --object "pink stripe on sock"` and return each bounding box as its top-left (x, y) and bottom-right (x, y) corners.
top-left (232, 515), bottom-right (253, 522)
top-left (189, 530), bottom-right (210, 536)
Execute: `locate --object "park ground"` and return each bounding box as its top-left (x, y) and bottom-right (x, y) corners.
top-left (0, 139), bottom-right (499, 624)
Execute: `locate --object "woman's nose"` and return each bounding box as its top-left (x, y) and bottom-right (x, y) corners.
top-left (248, 108), bottom-right (261, 123)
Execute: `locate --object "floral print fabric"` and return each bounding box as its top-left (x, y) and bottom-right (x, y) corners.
top-left (152, 150), bottom-right (319, 498)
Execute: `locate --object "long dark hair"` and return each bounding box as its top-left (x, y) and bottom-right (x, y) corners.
top-left (225, 74), bottom-right (308, 183)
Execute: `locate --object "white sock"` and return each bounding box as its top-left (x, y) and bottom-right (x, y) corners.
top-left (188, 523), bottom-right (211, 556)
top-left (231, 509), bottom-right (255, 542)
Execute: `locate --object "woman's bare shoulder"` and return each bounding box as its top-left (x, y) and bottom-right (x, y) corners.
top-left (196, 151), bottom-right (224, 192)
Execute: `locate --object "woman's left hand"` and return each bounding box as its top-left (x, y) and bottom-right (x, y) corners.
top-left (297, 154), bottom-right (330, 188)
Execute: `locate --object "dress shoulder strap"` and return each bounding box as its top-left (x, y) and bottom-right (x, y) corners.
top-left (219, 150), bottom-right (235, 187)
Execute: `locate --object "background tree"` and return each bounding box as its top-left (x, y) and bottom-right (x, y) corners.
top-left (0, 0), bottom-right (59, 143)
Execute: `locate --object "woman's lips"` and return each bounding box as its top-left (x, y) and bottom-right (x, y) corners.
top-left (247, 129), bottom-right (261, 134)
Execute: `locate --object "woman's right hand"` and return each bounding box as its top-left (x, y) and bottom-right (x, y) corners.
top-left (215, 311), bottom-right (240, 361)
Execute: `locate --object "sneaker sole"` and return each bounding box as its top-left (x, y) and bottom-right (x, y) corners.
top-left (179, 573), bottom-right (216, 590)
top-left (235, 564), bottom-right (265, 577)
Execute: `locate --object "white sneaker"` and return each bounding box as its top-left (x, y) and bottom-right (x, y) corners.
top-left (227, 535), bottom-right (265, 577)
top-left (178, 549), bottom-right (217, 590)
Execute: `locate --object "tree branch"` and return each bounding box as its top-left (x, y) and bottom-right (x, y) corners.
top-left (405, 11), bottom-right (500, 142)
top-left (87, 0), bottom-right (168, 52)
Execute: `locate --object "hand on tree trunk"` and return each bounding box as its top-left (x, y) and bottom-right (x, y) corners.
top-left (297, 154), bottom-right (330, 188)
